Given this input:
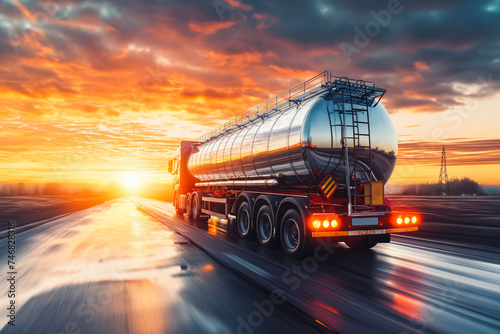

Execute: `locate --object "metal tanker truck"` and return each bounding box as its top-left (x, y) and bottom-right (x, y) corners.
top-left (168, 71), bottom-right (419, 256)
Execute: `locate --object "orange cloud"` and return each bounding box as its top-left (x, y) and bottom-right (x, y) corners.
top-left (11, 0), bottom-right (36, 22)
top-left (252, 13), bottom-right (277, 30)
top-left (413, 61), bottom-right (430, 70)
top-left (189, 21), bottom-right (236, 35)
top-left (223, 0), bottom-right (253, 11)
top-left (203, 50), bottom-right (262, 67)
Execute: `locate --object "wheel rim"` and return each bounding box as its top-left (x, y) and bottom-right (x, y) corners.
top-left (283, 219), bottom-right (299, 251)
top-left (239, 209), bottom-right (250, 234)
top-left (258, 213), bottom-right (272, 241)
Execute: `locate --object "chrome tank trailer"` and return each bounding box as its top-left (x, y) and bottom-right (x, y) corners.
top-left (187, 96), bottom-right (398, 188)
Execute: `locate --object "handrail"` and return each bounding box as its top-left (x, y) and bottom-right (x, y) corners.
top-left (194, 70), bottom-right (385, 142)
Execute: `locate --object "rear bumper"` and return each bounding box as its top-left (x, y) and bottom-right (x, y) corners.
top-left (311, 226), bottom-right (418, 238)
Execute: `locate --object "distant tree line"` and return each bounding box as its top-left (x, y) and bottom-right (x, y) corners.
top-left (400, 177), bottom-right (485, 196)
top-left (0, 182), bottom-right (99, 196)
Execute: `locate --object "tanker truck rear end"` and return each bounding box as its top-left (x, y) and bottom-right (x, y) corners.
top-left (168, 71), bottom-right (419, 256)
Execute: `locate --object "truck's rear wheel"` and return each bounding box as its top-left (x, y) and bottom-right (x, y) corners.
top-left (237, 201), bottom-right (254, 239)
top-left (280, 209), bottom-right (306, 257)
top-left (192, 192), bottom-right (202, 221)
top-left (186, 193), bottom-right (193, 219)
top-left (345, 236), bottom-right (378, 250)
top-left (256, 205), bottom-right (275, 247)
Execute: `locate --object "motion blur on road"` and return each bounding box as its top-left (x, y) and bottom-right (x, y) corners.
top-left (0, 198), bottom-right (314, 334)
top-left (1, 196), bottom-right (500, 334)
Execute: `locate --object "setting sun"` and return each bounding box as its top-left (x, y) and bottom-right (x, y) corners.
top-left (121, 172), bottom-right (144, 192)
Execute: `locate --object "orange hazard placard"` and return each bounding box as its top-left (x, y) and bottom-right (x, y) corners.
top-left (319, 173), bottom-right (338, 199)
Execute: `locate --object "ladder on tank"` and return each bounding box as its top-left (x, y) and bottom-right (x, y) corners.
top-left (329, 77), bottom-right (386, 215)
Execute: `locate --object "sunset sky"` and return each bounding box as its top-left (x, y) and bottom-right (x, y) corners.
top-left (1, 0), bottom-right (499, 187)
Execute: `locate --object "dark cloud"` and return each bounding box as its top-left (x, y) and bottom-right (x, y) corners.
top-left (221, 0), bottom-right (500, 110)
top-left (1, 0), bottom-right (498, 116)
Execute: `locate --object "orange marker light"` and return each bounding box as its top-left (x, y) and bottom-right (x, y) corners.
top-left (404, 217), bottom-right (410, 224)
top-left (412, 216), bottom-right (417, 224)
top-left (397, 217), bottom-right (403, 225)
top-left (331, 220), bottom-right (338, 228)
top-left (323, 220), bottom-right (329, 228)
top-left (313, 220), bottom-right (321, 229)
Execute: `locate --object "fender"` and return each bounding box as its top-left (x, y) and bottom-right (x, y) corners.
top-left (275, 196), bottom-right (310, 236)
top-left (234, 193), bottom-right (259, 229)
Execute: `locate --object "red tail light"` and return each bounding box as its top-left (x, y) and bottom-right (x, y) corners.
top-left (309, 215), bottom-right (341, 231)
top-left (394, 214), bottom-right (420, 226)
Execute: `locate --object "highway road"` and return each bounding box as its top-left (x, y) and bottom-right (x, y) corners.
top-left (0, 198), bottom-right (318, 334)
top-left (1, 197), bottom-right (500, 333)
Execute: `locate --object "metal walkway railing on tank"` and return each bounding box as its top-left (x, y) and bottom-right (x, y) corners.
top-left (194, 70), bottom-right (386, 143)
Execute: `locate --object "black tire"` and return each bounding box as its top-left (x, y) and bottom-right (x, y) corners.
top-left (186, 193), bottom-right (193, 219)
top-left (174, 192), bottom-right (184, 215)
top-left (237, 201), bottom-right (254, 239)
top-left (280, 209), bottom-right (306, 257)
top-left (345, 236), bottom-right (378, 250)
top-left (256, 205), bottom-right (275, 247)
top-left (192, 192), bottom-right (202, 221)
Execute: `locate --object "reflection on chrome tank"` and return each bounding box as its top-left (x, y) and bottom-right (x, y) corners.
top-left (188, 95), bottom-right (397, 187)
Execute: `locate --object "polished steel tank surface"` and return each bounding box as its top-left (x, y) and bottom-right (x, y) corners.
top-left (187, 96), bottom-right (398, 187)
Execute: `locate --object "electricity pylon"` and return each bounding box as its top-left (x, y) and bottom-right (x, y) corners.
top-left (438, 146), bottom-right (450, 195)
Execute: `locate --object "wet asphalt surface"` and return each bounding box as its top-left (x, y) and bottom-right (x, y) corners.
top-left (1, 196), bottom-right (499, 333)
top-left (0, 198), bottom-right (318, 334)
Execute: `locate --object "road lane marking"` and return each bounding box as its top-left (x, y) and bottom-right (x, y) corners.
top-left (223, 253), bottom-right (272, 279)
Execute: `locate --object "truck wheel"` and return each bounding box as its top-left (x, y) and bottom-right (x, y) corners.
top-left (174, 192), bottom-right (184, 215)
top-left (237, 202), bottom-right (254, 239)
top-left (256, 205), bottom-right (275, 247)
top-left (186, 193), bottom-right (193, 219)
top-left (192, 192), bottom-right (202, 221)
top-left (280, 209), bottom-right (306, 257)
top-left (175, 206), bottom-right (184, 215)
top-left (345, 236), bottom-right (378, 250)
